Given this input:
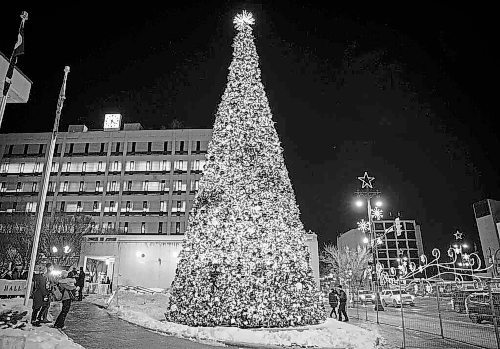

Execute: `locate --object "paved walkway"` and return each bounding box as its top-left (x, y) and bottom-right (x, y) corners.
top-left (50, 301), bottom-right (236, 349)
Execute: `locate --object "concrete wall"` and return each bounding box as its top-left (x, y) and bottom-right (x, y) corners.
top-left (81, 233), bottom-right (321, 290)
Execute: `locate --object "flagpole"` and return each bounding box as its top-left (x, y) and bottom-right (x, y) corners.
top-left (0, 11), bottom-right (28, 129)
top-left (24, 66), bottom-right (70, 306)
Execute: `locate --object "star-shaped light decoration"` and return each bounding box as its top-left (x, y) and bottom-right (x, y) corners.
top-left (233, 10), bottom-right (255, 31)
top-left (357, 172), bottom-right (375, 189)
top-left (357, 219), bottom-right (370, 232)
top-left (371, 207), bottom-right (383, 220)
top-left (454, 230), bottom-right (463, 240)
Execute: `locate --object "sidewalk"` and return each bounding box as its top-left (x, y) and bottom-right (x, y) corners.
top-left (349, 318), bottom-right (485, 349)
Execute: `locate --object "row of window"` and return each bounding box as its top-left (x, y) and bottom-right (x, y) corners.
top-left (1, 179), bottom-right (199, 194)
top-left (0, 200), bottom-right (189, 214)
top-left (96, 221), bottom-right (186, 235)
top-left (3, 140), bottom-right (208, 157)
top-left (0, 159), bottom-right (206, 175)
top-left (374, 221), bottom-right (415, 230)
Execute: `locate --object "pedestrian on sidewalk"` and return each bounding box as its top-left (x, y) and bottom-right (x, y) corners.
top-left (76, 267), bottom-right (85, 301)
top-left (39, 263), bottom-right (55, 323)
top-left (31, 265), bottom-right (50, 326)
top-left (328, 288), bottom-right (339, 319)
top-left (336, 284), bottom-right (349, 322)
top-left (54, 270), bottom-right (76, 329)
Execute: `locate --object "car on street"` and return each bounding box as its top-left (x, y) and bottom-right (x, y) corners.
top-left (465, 292), bottom-right (500, 324)
top-left (451, 289), bottom-right (483, 313)
top-left (354, 290), bottom-right (375, 304)
top-left (380, 289), bottom-right (415, 307)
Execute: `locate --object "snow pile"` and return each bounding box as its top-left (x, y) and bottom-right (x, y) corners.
top-left (88, 289), bottom-right (385, 348)
top-left (0, 298), bottom-right (84, 349)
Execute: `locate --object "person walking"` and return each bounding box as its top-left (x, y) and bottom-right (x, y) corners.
top-left (75, 267), bottom-right (85, 301)
top-left (336, 284), bottom-right (349, 322)
top-left (328, 288), bottom-right (339, 318)
top-left (31, 265), bottom-right (50, 326)
top-left (39, 263), bottom-right (54, 323)
top-left (53, 270), bottom-right (76, 329)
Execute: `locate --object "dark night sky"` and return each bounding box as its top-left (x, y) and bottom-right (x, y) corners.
top-left (1, 2), bottom-right (497, 254)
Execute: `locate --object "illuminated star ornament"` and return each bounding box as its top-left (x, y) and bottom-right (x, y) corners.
top-left (233, 10), bottom-right (255, 31)
top-left (371, 207), bottom-right (383, 220)
top-left (358, 172), bottom-right (375, 189)
top-left (357, 219), bottom-right (370, 232)
top-left (454, 230), bottom-right (463, 240)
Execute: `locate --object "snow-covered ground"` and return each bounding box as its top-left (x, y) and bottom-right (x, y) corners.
top-left (87, 289), bottom-right (386, 348)
top-left (0, 297), bottom-right (84, 349)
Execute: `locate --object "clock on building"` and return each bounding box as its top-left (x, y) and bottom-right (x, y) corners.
top-left (104, 114), bottom-right (122, 130)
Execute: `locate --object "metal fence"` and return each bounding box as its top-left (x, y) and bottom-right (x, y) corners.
top-left (344, 279), bottom-right (500, 349)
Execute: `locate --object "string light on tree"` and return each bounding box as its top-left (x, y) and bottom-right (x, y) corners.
top-left (165, 11), bottom-right (325, 328)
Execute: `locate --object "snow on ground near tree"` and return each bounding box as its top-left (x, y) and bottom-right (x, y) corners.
top-left (0, 297), bottom-right (84, 349)
top-left (87, 290), bottom-right (386, 348)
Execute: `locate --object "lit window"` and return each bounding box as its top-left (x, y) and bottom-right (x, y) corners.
top-left (126, 201), bottom-right (131, 212)
top-left (146, 161), bottom-right (152, 171)
top-left (141, 222), bottom-right (146, 234)
top-left (32, 182), bottom-right (38, 192)
top-left (77, 201), bottom-right (82, 212)
top-left (158, 222), bottom-right (163, 234)
top-left (124, 222), bottom-right (128, 233)
top-left (143, 181), bottom-right (149, 191)
top-left (19, 163), bottom-right (25, 173)
top-left (79, 181), bottom-right (85, 192)
top-left (63, 181), bottom-right (68, 192)
top-left (143, 201), bottom-right (148, 212)
top-left (98, 161), bottom-right (104, 172)
top-left (66, 162), bottom-right (71, 172)
top-left (175, 222), bottom-right (181, 234)
top-left (82, 162), bottom-right (87, 172)
top-left (160, 201), bottom-right (167, 212)
top-left (16, 182), bottom-right (22, 192)
top-left (93, 201), bottom-right (99, 211)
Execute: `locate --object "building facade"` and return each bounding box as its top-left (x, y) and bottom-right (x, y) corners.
top-left (0, 123), bottom-right (211, 235)
top-left (337, 219), bottom-right (424, 273)
top-left (473, 199), bottom-right (500, 275)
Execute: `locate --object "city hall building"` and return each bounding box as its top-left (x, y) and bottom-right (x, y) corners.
top-left (0, 116), bottom-right (320, 288)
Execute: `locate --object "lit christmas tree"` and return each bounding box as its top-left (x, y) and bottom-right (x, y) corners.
top-left (166, 11), bottom-right (325, 328)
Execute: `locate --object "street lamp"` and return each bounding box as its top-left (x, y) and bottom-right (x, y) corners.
top-left (355, 171), bottom-right (384, 312)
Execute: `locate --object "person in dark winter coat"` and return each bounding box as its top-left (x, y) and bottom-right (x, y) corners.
top-left (39, 263), bottom-right (54, 323)
top-left (328, 288), bottom-right (339, 318)
top-left (31, 265), bottom-right (50, 326)
top-left (54, 270), bottom-right (76, 329)
top-left (75, 267), bottom-right (85, 301)
top-left (336, 284), bottom-right (349, 322)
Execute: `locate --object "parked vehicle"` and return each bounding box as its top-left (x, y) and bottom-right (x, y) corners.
top-left (451, 289), bottom-right (483, 313)
top-left (354, 290), bottom-right (375, 304)
top-left (465, 292), bottom-right (500, 324)
top-left (380, 289), bottom-right (415, 307)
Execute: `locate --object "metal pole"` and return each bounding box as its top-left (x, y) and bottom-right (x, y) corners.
top-left (368, 198), bottom-right (383, 323)
top-left (399, 278), bottom-right (406, 349)
top-left (0, 11), bottom-right (28, 129)
top-left (436, 279), bottom-right (444, 339)
top-left (488, 280), bottom-right (500, 348)
top-left (23, 66), bottom-right (70, 306)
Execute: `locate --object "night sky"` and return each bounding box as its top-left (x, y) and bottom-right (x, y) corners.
top-left (1, 3), bottom-right (497, 255)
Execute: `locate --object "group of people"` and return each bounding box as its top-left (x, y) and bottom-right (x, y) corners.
top-left (1, 266), bottom-right (28, 280)
top-left (31, 263), bottom-right (86, 329)
top-left (328, 284), bottom-right (349, 322)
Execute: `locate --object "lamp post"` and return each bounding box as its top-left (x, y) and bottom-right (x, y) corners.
top-left (355, 172), bottom-right (384, 314)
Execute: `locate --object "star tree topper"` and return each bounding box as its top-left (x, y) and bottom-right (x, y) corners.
top-left (454, 230), bottom-right (463, 240)
top-left (233, 10), bottom-right (255, 31)
top-left (358, 172), bottom-right (375, 189)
